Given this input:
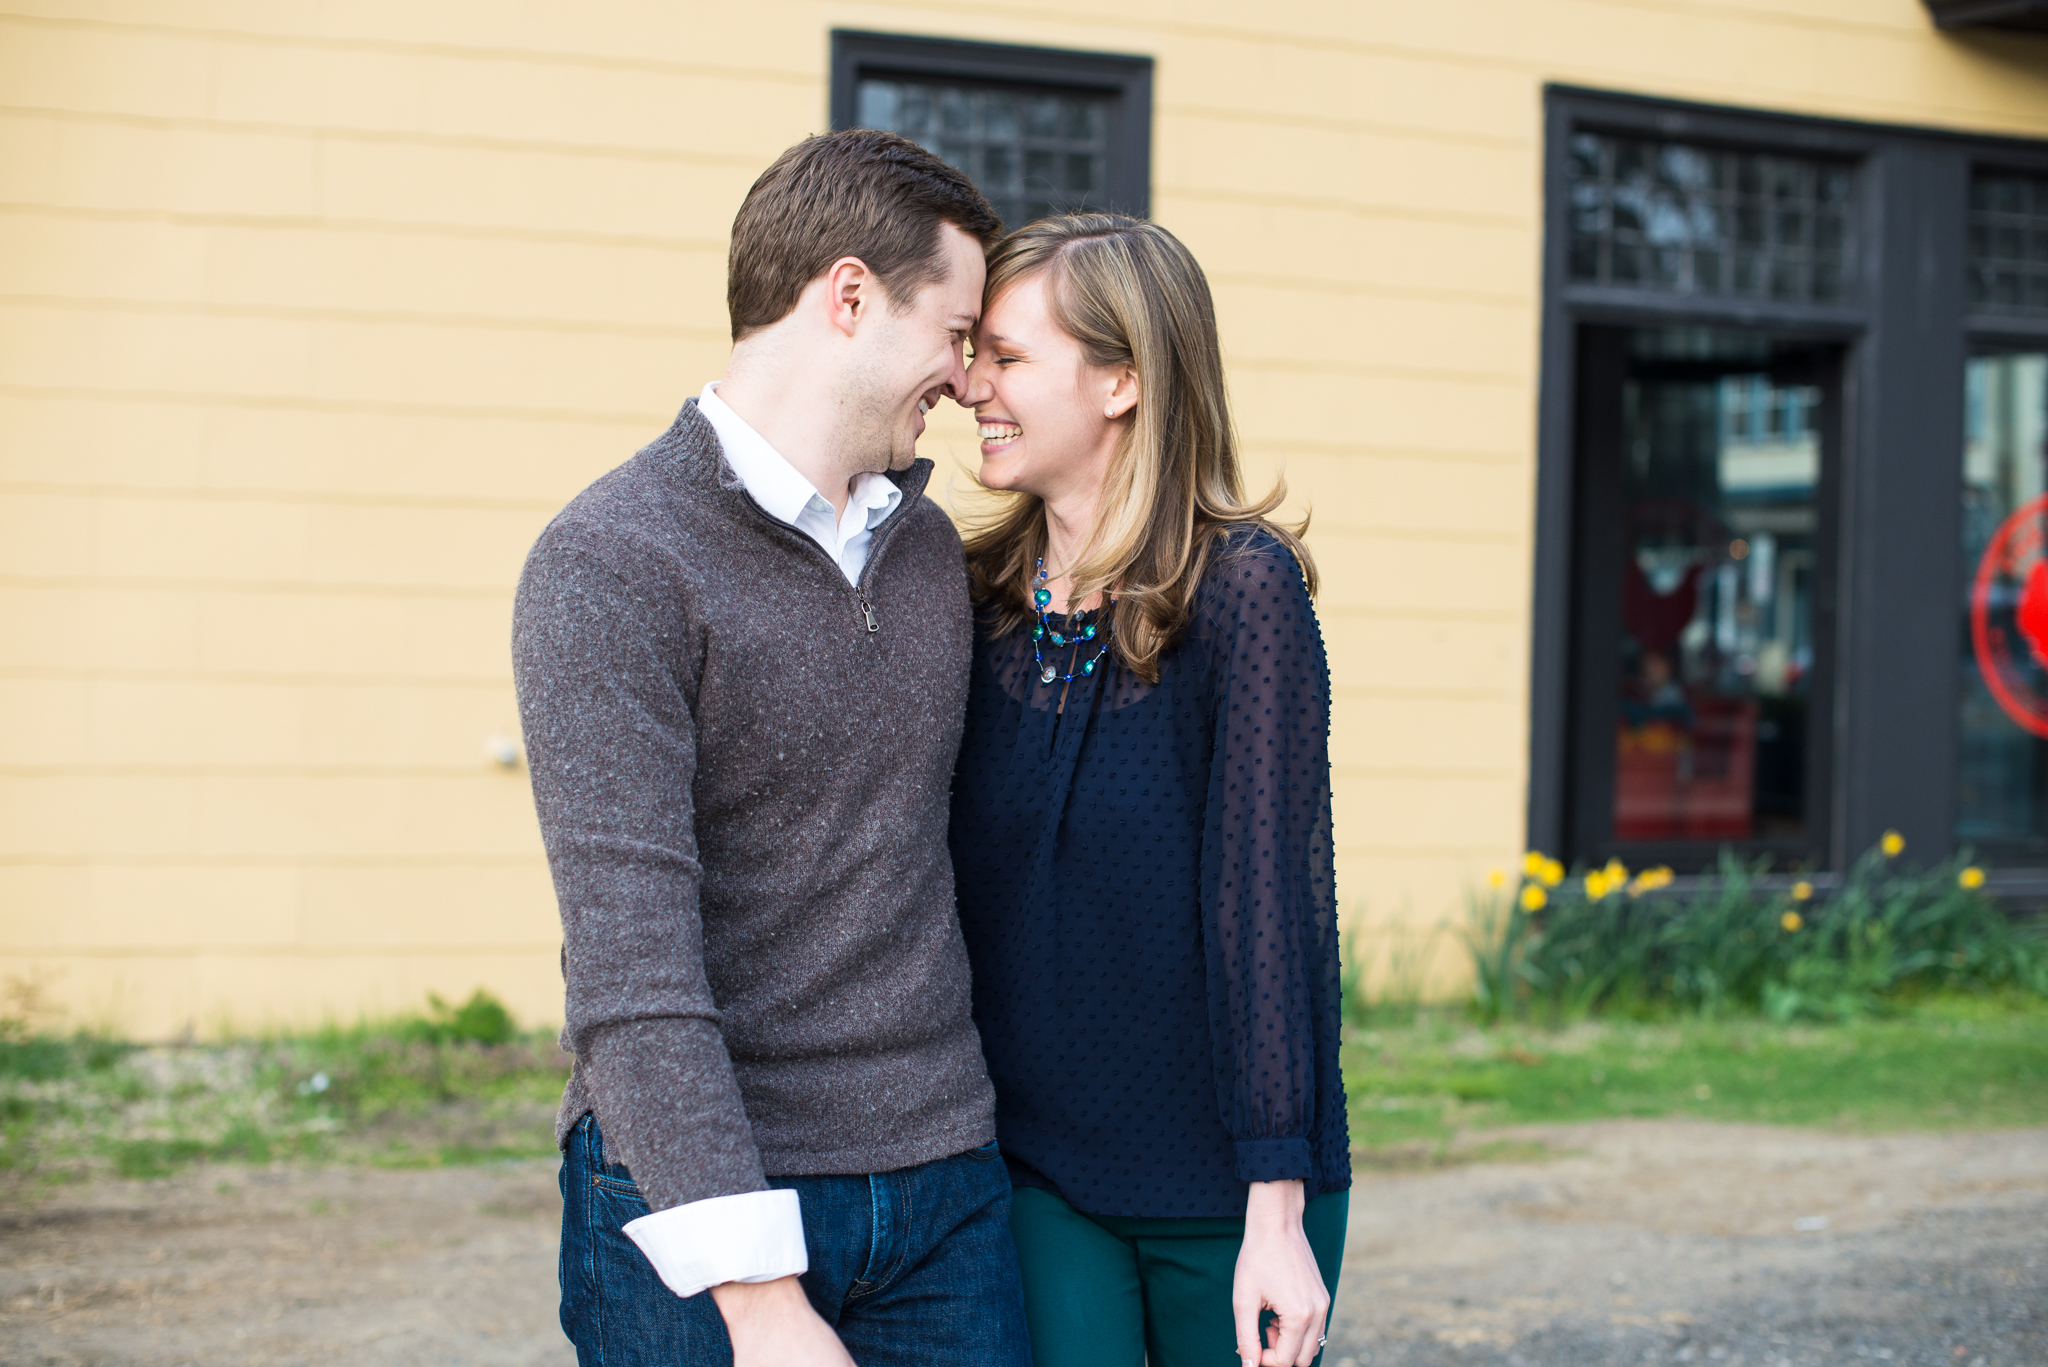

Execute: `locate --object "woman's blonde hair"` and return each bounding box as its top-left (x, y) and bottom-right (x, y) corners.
top-left (961, 213), bottom-right (1314, 682)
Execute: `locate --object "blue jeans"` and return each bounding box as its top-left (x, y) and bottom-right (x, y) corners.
top-left (558, 1114), bottom-right (1031, 1366)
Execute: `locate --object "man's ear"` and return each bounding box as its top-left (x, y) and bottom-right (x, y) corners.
top-left (1105, 364), bottom-right (1140, 420)
top-left (823, 256), bottom-right (873, 339)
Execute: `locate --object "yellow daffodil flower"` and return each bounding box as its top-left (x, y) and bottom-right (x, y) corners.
top-left (1791, 880), bottom-right (1813, 901)
top-left (1959, 866), bottom-right (1986, 890)
top-left (1540, 858), bottom-right (1566, 887)
top-left (1522, 851), bottom-right (1547, 878)
top-left (1881, 830), bottom-right (1904, 858)
top-left (1487, 868), bottom-right (1507, 889)
top-left (1519, 883), bottom-right (1548, 912)
top-left (1781, 910), bottom-right (1803, 932)
top-left (1626, 866), bottom-right (1675, 896)
top-left (1586, 871), bottom-right (1610, 899)
top-left (1603, 857), bottom-right (1629, 885)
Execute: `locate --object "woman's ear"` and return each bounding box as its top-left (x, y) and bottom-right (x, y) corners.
top-left (1104, 364), bottom-right (1140, 420)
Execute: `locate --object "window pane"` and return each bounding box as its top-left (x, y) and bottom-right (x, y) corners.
top-left (1612, 329), bottom-right (1823, 843)
top-left (1968, 171), bottom-right (2048, 317)
top-left (854, 76), bottom-right (1112, 230)
top-left (1565, 134), bottom-right (1857, 306)
top-left (1958, 354), bottom-right (2048, 851)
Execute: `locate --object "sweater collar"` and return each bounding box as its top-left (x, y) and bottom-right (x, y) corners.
top-left (654, 398), bottom-right (934, 508)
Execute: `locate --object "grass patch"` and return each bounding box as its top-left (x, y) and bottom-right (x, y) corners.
top-left (0, 989), bottom-right (568, 1192)
top-left (1345, 993), bottom-right (2048, 1161)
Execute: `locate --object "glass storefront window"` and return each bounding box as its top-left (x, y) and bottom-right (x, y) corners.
top-left (1566, 133), bottom-right (1856, 305)
top-left (1958, 353), bottom-right (2048, 856)
top-left (1607, 329), bottom-right (1824, 845)
top-left (1968, 172), bottom-right (2048, 316)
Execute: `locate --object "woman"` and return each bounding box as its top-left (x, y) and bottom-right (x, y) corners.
top-left (949, 213), bottom-right (1350, 1367)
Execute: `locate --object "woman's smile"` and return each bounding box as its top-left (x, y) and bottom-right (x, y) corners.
top-left (979, 420), bottom-right (1023, 453)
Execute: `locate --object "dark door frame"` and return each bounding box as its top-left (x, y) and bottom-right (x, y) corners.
top-left (1531, 85), bottom-right (2048, 872)
top-left (1564, 327), bottom-right (1848, 872)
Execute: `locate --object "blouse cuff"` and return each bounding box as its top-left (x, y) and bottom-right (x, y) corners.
top-left (1234, 1136), bottom-right (1316, 1184)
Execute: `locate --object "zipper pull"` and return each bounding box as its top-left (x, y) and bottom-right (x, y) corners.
top-left (856, 589), bottom-right (879, 633)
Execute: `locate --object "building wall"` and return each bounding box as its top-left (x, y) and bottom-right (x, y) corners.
top-left (4, 1), bottom-right (2046, 1036)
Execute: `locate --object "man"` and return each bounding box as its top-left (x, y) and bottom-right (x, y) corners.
top-left (513, 130), bottom-right (1022, 1366)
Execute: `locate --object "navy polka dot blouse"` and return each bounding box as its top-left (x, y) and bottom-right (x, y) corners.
top-left (950, 528), bottom-right (1350, 1218)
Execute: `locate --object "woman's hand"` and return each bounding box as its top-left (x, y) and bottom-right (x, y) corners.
top-left (1233, 1180), bottom-right (1330, 1367)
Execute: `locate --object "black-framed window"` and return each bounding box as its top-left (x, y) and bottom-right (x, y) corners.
top-left (1565, 133), bottom-right (1857, 305)
top-left (831, 31), bottom-right (1152, 230)
top-left (1533, 87), bottom-right (2048, 881)
top-left (1924, 0), bottom-right (2048, 32)
top-left (1969, 169), bottom-right (2048, 314)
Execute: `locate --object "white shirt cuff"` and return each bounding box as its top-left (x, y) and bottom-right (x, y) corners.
top-left (622, 1188), bottom-right (808, 1300)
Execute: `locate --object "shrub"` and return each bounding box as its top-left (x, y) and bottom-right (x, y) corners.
top-left (1465, 836), bottom-right (2048, 1021)
top-left (409, 989), bottom-right (519, 1047)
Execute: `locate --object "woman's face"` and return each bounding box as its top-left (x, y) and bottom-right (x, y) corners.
top-left (962, 271), bottom-right (1137, 507)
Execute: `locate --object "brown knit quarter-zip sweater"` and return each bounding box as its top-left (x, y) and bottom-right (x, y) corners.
top-left (512, 400), bottom-right (995, 1213)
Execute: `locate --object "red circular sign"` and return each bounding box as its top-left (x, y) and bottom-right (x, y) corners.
top-left (1971, 494), bottom-right (2048, 739)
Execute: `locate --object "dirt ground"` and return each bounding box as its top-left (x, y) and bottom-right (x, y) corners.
top-left (1, 1120), bottom-right (2042, 1367)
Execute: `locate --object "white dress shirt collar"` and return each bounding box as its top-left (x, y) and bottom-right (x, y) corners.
top-left (698, 381), bottom-right (902, 585)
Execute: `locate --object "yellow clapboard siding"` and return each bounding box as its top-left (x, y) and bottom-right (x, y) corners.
top-left (1310, 531), bottom-right (1528, 615)
top-left (1272, 450), bottom-right (1532, 538)
top-left (0, 948), bottom-right (567, 1039)
top-left (0, 299), bottom-right (715, 416)
top-left (1232, 370), bottom-right (1532, 452)
top-left (0, 8), bottom-right (822, 128)
top-left (1213, 285), bottom-right (1535, 383)
top-left (0, 772), bottom-right (546, 859)
top-left (0, 864), bottom-right (301, 948)
top-left (0, 211), bottom-right (726, 330)
top-left (0, 676), bottom-right (521, 768)
top-left (0, 394), bottom-right (651, 501)
top-left (1322, 614), bottom-right (1522, 695)
top-left (1165, 197), bottom-right (1536, 301)
top-left (0, 490), bottom-right (555, 590)
top-left (0, 583), bottom-right (517, 678)
top-left (0, 862), bottom-right (555, 952)
top-left (1332, 770), bottom-right (1525, 851)
top-left (0, 108), bottom-right (767, 245)
top-left (1160, 118), bottom-right (1536, 222)
top-left (1330, 694), bottom-right (1523, 772)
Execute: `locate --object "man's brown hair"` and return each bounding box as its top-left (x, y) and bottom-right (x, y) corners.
top-left (727, 129), bottom-right (1004, 342)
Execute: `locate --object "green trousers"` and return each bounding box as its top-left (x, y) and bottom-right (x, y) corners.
top-left (1007, 1185), bottom-right (1349, 1367)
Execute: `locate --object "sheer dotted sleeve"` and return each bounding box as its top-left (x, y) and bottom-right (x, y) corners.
top-left (1193, 531), bottom-right (1341, 1185)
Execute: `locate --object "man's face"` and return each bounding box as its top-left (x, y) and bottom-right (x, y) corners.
top-left (843, 223), bottom-right (986, 473)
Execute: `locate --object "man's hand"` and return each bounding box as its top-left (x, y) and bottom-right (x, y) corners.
top-left (710, 1276), bottom-right (857, 1367)
top-left (1232, 1180), bottom-right (1330, 1367)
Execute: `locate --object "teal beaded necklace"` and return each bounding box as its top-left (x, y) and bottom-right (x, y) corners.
top-left (1031, 557), bottom-right (1114, 685)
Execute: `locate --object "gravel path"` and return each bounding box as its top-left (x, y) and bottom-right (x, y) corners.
top-left (1330, 1120), bottom-right (2047, 1367)
top-left (1, 1120), bottom-right (2041, 1366)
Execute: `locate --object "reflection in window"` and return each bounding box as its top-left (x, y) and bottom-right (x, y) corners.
top-left (1567, 133), bottom-right (1855, 305)
top-left (1968, 172), bottom-right (2048, 316)
top-left (856, 78), bottom-right (1109, 230)
top-left (1612, 329), bottom-right (1821, 844)
top-left (1958, 354), bottom-right (2048, 853)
